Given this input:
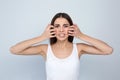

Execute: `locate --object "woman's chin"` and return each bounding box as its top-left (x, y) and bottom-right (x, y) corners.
top-left (56, 37), bottom-right (68, 41)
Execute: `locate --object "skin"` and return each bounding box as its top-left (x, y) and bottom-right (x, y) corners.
top-left (10, 17), bottom-right (113, 60)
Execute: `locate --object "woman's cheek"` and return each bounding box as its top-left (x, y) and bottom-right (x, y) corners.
top-left (55, 29), bottom-right (58, 35)
top-left (66, 28), bottom-right (69, 34)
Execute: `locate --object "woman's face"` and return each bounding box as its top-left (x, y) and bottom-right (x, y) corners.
top-left (54, 17), bottom-right (70, 41)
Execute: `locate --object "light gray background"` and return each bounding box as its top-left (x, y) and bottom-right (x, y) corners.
top-left (0, 0), bottom-right (120, 80)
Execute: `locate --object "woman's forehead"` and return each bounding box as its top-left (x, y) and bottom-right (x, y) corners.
top-left (54, 18), bottom-right (69, 24)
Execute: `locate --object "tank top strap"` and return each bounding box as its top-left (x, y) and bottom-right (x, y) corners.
top-left (73, 43), bottom-right (79, 59)
top-left (46, 44), bottom-right (53, 61)
top-left (46, 44), bottom-right (59, 61)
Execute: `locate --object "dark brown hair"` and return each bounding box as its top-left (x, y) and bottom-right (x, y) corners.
top-left (50, 13), bottom-right (74, 45)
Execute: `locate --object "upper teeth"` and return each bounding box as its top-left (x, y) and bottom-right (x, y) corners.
top-left (59, 34), bottom-right (65, 37)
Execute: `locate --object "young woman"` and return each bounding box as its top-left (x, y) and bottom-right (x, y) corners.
top-left (10, 13), bottom-right (113, 80)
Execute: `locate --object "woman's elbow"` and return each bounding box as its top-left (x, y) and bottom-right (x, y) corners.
top-left (10, 47), bottom-right (20, 55)
top-left (104, 47), bottom-right (113, 55)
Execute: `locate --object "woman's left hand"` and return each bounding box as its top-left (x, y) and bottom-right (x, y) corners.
top-left (68, 24), bottom-right (83, 38)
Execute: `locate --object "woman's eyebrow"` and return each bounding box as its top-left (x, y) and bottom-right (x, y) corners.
top-left (54, 24), bottom-right (69, 26)
top-left (63, 24), bottom-right (70, 26)
top-left (54, 24), bottom-right (59, 25)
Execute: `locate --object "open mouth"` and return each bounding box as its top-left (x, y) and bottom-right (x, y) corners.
top-left (58, 33), bottom-right (66, 38)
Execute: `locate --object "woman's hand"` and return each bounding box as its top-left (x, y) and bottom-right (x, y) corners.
top-left (41, 24), bottom-right (56, 40)
top-left (68, 24), bottom-right (83, 38)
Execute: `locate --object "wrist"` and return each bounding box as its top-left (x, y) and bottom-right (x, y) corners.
top-left (39, 34), bottom-right (47, 41)
top-left (77, 33), bottom-right (85, 39)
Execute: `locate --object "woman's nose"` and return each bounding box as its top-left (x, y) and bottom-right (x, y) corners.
top-left (60, 27), bottom-right (64, 32)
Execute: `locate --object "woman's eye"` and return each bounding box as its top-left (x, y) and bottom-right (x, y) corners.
top-left (54, 25), bottom-right (59, 28)
top-left (64, 25), bottom-right (69, 28)
top-left (64, 25), bottom-right (68, 27)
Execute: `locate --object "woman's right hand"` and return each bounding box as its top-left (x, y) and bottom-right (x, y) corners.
top-left (41, 24), bottom-right (56, 40)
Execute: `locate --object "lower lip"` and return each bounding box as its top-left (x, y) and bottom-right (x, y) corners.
top-left (58, 34), bottom-right (65, 38)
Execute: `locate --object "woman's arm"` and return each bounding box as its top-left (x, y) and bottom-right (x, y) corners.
top-left (10, 24), bottom-right (56, 55)
top-left (68, 24), bottom-right (113, 55)
top-left (77, 34), bottom-right (113, 55)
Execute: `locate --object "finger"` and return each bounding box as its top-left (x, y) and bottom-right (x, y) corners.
top-left (69, 27), bottom-right (74, 29)
top-left (70, 24), bottom-right (77, 28)
top-left (73, 24), bottom-right (79, 29)
top-left (68, 30), bottom-right (74, 34)
top-left (69, 26), bottom-right (74, 30)
top-left (49, 25), bottom-right (54, 29)
top-left (50, 28), bottom-right (55, 32)
top-left (68, 30), bottom-right (74, 35)
top-left (68, 28), bottom-right (74, 31)
top-left (69, 27), bottom-right (75, 32)
top-left (50, 34), bottom-right (56, 38)
top-left (70, 25), bottom-right (74, 27)
top-left (50, 30), bottom-right (56, 34)
top-left (47, 24), bottom-right (51, 28)
top-left (50, 30), bottom-right (56, 35)
top-left (68, 29), bottom-right (75, 33)
top-left (69, 26), bottom-right (75, 30)
top-left (68, 33), bottom-right (74, 36)
top-left (73, 24), bottom-right (77, 27)
top-left (50, 31), bottom-right (56, 35)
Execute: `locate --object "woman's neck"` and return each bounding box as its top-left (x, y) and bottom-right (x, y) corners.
top-left (55, 40), bottom-right (71, 49)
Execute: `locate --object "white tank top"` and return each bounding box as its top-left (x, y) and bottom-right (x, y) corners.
top-left (45, 43), bottom-right (80, 80)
